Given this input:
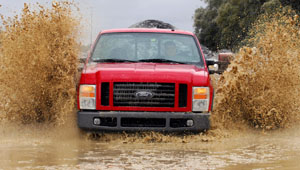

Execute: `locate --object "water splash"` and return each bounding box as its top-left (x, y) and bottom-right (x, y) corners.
top-left (212, 9), bottom-right (300, 130)
top-left (0, 1), bottom-right (80, 124)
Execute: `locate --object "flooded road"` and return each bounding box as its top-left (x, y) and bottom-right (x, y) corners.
top-left (1, 121), bottom-right (300, 170)
top-left (1, 2), bottom-right (300, 170)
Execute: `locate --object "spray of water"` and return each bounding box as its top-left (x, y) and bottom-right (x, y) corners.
top-left (0, 1), bottom-right (80, 124)
top-left (212, 9), bottom-right (300, 130)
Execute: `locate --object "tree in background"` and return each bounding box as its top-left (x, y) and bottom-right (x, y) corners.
top-left (194, 0), bottom-right (225, 51)
top-left (216, 0), bottom-right (267, 50)
top-left (194, 0), bottom-right (298, 51)
top-left (279, 0), bottom-right (300, 11)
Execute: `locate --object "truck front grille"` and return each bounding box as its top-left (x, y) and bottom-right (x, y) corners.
top-left (113, 82), bottom-right (175, 107)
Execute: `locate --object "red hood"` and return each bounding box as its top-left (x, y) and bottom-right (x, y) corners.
top-left (81, 62), bottom-right (209, 86)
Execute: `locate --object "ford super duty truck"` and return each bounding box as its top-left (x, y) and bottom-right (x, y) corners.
top-left (77, 28), bottom-right (223, 132)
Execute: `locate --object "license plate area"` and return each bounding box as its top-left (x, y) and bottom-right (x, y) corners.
top-left (121, 118), bottom-right (166, 127)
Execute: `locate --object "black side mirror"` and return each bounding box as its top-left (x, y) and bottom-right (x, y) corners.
top-left (206, 59), bottom-right (216, 66)
top-left (206, 52), bottom-right (232, 74)
top-left (206, 59), bottom-right (219, 74)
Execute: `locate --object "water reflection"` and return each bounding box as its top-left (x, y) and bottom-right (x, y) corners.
top-left (1, 125), bottom-right (300, 169)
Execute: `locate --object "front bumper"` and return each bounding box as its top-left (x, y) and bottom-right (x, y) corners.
top-left (77, 111), bottom-right (210, 132)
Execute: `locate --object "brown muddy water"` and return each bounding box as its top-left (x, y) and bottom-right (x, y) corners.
top-left (1, 2), bottom-right (300, 170)
top-left (1, 120), bottom-right (300, 170)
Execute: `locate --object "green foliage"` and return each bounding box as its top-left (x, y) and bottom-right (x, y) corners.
top-left (193, 0), bottom-right (225, 51)
top-left (216, 0), bottom-right (266, 50)
top-left (193, 0), bottom-right (298, 51)
top-left (279, 0), bottom-right (300, 11)
top-left (261, 0), bottom-right (281, 13)
top-left (194, 8), bottom-right (219, 51)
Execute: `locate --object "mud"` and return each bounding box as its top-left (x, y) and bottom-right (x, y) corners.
top-left (1, 122), bottom-right (300, 169)
top-left (212, 10), bottom-right (300, 130)
top-left (0, 1), bottom-right (80, 124)
top-left (1, 1), bottom-right (300, 169)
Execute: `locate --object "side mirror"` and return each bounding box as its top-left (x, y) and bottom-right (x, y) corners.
top-left (78, 55), bottom-right (87, 72)
top-left (206, 53), bottom-right (233, 74)
top-left (206, 59), bottom-right (219, 74)
top-left (206, 59), bottom-right (216, 66)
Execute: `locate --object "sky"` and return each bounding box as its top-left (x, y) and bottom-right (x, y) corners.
top-left (0, 0), bottom-right (206, 44)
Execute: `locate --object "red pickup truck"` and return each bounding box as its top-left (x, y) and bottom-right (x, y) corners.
top-left (77, 28), bottom-right (220, 132)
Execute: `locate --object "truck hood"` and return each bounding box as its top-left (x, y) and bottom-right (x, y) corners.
top-left (81, 62), bottom-right (209, 85)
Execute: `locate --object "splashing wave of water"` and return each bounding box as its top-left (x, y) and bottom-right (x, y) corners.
top-left (212, 10), bottom-right (300, 130)
top-left (0, 1), bottom-right (80, 124)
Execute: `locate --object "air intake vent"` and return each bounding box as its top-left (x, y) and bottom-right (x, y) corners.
top-left (179, 84), bottom-right (187, 107)
top-left (113, 82), bottom-right (175, 107)
top-left (101, 82), bottom-right (110, 106)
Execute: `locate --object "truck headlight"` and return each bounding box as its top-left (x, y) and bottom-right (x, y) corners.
top-left (192, 87), bottom-right (209, 112)
top-left (79, 85), bottom-right (96, 110)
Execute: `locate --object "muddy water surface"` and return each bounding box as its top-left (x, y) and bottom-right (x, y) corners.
top-left (1, 121), bottom-right (300, 170)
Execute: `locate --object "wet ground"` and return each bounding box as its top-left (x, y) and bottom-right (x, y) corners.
top-left (1, 121), bottom-right (300, 170)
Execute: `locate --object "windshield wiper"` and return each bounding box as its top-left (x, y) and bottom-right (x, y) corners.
top-left (92, 59), bottom-right (136, 63)
top-left (137, 59), bottom-right (186, 64)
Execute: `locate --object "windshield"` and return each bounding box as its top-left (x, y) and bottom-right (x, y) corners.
top-left (91, 32), bottom-right (204, 66)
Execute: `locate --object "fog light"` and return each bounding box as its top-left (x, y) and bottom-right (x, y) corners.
top-left (93, 118), bottom-right (101, 125)
top-left (186, 120), bottom-right (194, 127)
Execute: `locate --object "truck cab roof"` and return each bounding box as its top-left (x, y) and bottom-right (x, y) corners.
top-left (100, 28), bottom-right (195, 36)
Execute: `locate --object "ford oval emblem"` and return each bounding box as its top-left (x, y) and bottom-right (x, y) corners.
top-left (135, 91), bottom-right (154, 99)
